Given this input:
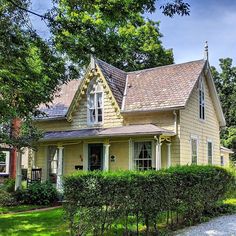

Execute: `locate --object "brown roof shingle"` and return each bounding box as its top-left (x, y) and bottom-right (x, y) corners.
top-left (124, 60), bottom-right (206, 112)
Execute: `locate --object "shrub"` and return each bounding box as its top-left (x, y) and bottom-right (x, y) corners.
top-left (63, 166), bottom-right (235, 235)
top-left (19, 181), bottom-right (59, 206)
top-left (0, 189), bottom-right (17, 206)
top-left (2, 178), bottom-right (15, 193)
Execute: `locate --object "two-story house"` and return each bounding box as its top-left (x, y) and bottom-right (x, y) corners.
top-left (32, 56), bottom-right (232, 190)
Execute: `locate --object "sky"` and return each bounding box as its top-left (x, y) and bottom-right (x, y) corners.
top-left (30, 0), bottom-right (236, 69)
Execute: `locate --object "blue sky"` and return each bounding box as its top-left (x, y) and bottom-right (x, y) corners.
top-left (30, 0), bottom-right (236, 69)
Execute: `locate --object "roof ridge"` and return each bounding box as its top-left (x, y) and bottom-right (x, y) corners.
top-left (95, 58), bottom-right (127, 74)
top-left (127, 59), bottom-right (205, 74)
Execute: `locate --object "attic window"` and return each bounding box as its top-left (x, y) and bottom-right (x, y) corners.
top-left (199, 78), bottom-right (205, 120)
top-left (87, 82), bottom-right (103, 125)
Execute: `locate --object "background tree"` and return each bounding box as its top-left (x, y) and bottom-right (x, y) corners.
top-left (211, 58), bottom-right (236, 164)
top-left (48, 0), bottom-right (190, 71)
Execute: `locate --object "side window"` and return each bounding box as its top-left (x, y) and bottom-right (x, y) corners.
top-left (191, 137), bottom-right (198, 164)
top-left (207, 141), bottom-right (213, 165)
top-left (0, 151), bottom-right (10, 174)
top-left (48, 146), bottom-right (58, 183)
top-left (220, 155), bottom-right (224, 166)
top-left (199, 78), bottom-right (205, 120)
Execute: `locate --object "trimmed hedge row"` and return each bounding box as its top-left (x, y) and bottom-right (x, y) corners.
top-left (63, 165), bottom-right (234, 235)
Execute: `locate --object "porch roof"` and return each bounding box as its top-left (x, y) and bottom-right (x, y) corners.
top-left (42, 124), bottom-right (175, 142)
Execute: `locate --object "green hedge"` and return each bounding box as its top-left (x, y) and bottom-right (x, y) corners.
top-left (63, 165), bottom-right (234, 235)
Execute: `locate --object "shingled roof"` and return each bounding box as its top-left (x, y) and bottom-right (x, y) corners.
top-left (123, 60), bottom-right (206, 112)
top-left (96, 59), bottom-right (127, 108)
top-left (38, 59), bottom-right (216, 120)
top-left (39, 79), bottom-right (81, 120)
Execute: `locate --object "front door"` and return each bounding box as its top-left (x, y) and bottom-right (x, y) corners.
top-left (88, 144), bottom-right (103, 171)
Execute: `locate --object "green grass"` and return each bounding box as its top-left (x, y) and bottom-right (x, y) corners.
top-left (0, 205), bottom-right (48, 214)
top-left (0, 208), bottom-right (69, 236)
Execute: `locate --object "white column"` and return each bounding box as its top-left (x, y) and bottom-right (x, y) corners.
top-left (155, 141), bottom-right (162, 170)
top-left (103, 144), bottom-right (110, 171)
top-left (56, 146), bottom-right (64, 191)
top-left (15, 151), bottom-right (22, 190)
top-left (167, 143), bottom-right (171, 168)
top-left (83, 143), bottom-right (88, 171)
top-left (129, 139), bottom-right (133, 170)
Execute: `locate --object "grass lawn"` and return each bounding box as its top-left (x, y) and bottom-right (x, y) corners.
top-left (0, 205), bottom-right (49, 214)
top-left (0, 208), bottom-right (69, 236)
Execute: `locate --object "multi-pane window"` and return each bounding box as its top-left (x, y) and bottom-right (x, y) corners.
top-left (199, 78), bottom-right (205, 120)
top-left (134, 142), bottom-right (152, 170)
top-left (207, 141), bottom-right (213, 165)
top-left (48, 146), bottom-right (58, 183)
top-left (88, 83), bottom-right (103, 124)
top-left (191, 137), bottom-right (198, 164)
top-left (0, 151), bottom-right (10, 174)
top-left (220, 155), bottom-right (224, 166)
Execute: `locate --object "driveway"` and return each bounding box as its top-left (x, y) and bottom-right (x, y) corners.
top-left (174, 214), bottom-right (236, 236)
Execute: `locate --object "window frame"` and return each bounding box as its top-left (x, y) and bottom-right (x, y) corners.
top-left (133, 141), bottom-right (153, 171)
top-left (47, 146), bottom-right (59, 183)
top-left (199, 77), bottom-right (205, 120)
top-left (191, 135), bottom-right (198, 165)
top-left (87, 82), bottom-right (104, 126)
top-left (207, 140), bottom-right (213, 165)
top-left (0, 150), bottom-right (10, 175)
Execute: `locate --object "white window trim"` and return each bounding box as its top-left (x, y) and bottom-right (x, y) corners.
top-left (87, 82), bottom-right (104, 126)
top-left (207, 139), bottom-right (213, 165)
top-left (133, 141), bottom-right (153, 171)
top-left (0, 150), bottom-right (10, 175)
top-left (199, 77), bottom-right (205, 120)
top-left (190, 135), bottom-right (199, 165)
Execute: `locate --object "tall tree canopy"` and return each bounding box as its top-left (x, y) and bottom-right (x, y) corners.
top-left (48, 0), bottom-right (189, 71)
top-left (211, 58), bottom-right (236, 163)
top-left (0, 0), bottom-right (70, 148)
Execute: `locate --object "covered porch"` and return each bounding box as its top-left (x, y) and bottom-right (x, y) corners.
top-left (30, 124), bottom-right (176, 190)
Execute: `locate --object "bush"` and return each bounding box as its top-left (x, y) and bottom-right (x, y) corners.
top-left (0, 189), bottom-right (17, 206)
top-left (2, 178), bottom-right (15, 193)
top-left (18, 181), bottom-right (59, 206)
top-left (63, 166), bottom-right (235, 235)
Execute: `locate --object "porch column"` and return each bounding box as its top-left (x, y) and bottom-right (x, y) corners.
top-left (129, 139), bottom-right (133, 170)
top-left (104, 144), bottom-right (110, 171)
top-left (155, 141), bottom-right (162, 170)
top-left (167, 143), bottom-right (171, 168)
top-left (15, 151), bottom-right (22, 190)
top-left (56, 146), bottom-right (64, 191)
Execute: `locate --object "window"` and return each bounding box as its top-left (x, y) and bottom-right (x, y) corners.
top-left (0, 151), bottom-right (10, 174)
top-left (134, 142), bottom-right (152, 170)
top-left (221, 155), bottom-right (224, 166)
top-left (199, 78), bottom-right (205, 120)
top-left (207, 141), bottom-right (213, 164)
top-left (191, 137), bottom-right (198, 164)
top-left (88, 82), bottom-right (103, 125)
top-left (48, 146), bottom-right (58, 183)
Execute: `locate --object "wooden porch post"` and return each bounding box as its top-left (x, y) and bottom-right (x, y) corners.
top-left (155, 141), bottom-right (162, 170)
top-left (15, 151), bottom-right (22, 190)
top-left (56, 146), bottom-right (64, 191)
top-left (128, 139), bottom-right (133, 170)
top-left (103, 144), bottom-right (110, 171)
top-left (167, 143), bottom-right (171, 168)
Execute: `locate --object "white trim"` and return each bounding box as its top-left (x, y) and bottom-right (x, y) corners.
top-left (121, 74), bottom-right (128, 111)
top-left (199, 76), bottom-right (205, 120)
top-left (83, 143), bottom-right (88, 171)
top-left (103, 144), bottom-right (110, 171)
top-left (167, 143), bottom-right (171, 168)
top-left (207, 139), bottom-right (213, 165)
top-left (128, 139), bottom-right (133, 170)
top-left (0, 150), bottom-right (10, 175)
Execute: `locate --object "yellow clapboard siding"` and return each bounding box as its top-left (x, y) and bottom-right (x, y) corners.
top-left (180, 75), bottom-right (220, 165)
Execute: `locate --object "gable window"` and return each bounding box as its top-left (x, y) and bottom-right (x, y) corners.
top-left (207, 141), bottom-right (213, 165)
top-left (0, 151), bottom-right (10, 174)
top-left (134, 142), bottom-right (152, 170)
top-left (199, 78), bottom-right (205, 120)
top-left (220, 155), bottom-right (224, 166)
top-left (191, 136), bottom-right (198, 164)
top-left (88, 82), bottom-right (103, 125)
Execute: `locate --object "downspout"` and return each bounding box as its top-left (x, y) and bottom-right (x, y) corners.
top-left (173, 110), bottom-right (177, 135)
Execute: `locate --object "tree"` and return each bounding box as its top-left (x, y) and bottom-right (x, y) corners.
top-left (211, 58), bottom-right (236, 164)
top-left (48, 0), bottom-right (190, 71)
